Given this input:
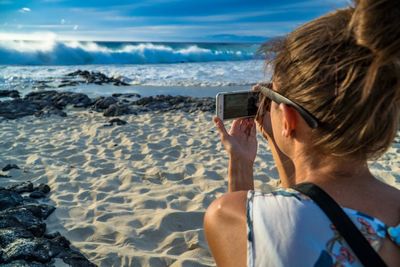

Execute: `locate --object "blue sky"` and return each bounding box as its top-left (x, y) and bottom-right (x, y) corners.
top-left (0, 0), bottom-right (350, 42)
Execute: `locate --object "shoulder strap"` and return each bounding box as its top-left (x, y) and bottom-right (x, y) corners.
top-left (292, 182), bottom-right (387, 267)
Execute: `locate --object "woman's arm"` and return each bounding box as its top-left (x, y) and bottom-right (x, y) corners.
top-left (208, 118), bottom-right (253, 266)
top-left (228, 155), bottom-right (254, 192)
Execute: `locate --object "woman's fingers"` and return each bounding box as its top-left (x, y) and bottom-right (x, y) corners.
top-left (229, 119), bottom-right (243, 135)
top-left (214, 117), bottom-right (256, 141)
top-left (213, 116), bottom-right (258, 163)
top-left (213, 116), bottom-right (229, 140)
top-left (243, 118), bottom-right (255, 137)
top-left (232, 119), bottom-right (242, 129)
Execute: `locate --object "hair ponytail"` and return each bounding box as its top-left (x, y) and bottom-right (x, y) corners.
top-left (350, 0), bottom-right (400, 100)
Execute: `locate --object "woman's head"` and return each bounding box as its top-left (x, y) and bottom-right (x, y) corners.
top-left (262, 0), bottom-right (400, 160)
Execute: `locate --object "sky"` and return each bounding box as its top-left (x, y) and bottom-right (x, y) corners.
top-left (0, 0), bottom-right (350, 42)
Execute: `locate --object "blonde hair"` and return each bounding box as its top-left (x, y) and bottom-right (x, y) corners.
top-left (264, 0), bottom-right (400, 160)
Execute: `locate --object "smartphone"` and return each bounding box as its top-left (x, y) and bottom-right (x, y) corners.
top-left (216, 90), bottom-right (259, 120)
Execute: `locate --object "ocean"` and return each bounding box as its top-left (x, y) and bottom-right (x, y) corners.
top-left (0, 41), bottom-right (271, 97)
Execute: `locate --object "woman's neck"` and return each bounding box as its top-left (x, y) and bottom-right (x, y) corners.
top-left (281, 154), bottom-right (376, 188)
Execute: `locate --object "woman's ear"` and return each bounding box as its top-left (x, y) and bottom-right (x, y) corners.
top-left (279, 104), bottom-right (297, 137)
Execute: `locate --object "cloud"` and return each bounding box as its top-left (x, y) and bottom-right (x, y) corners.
top-left (105, 10), bottom-right (286, 23)
top-left (61, 19), bottom-right (66, 25)
top-left (0, 23), bottom-right (72, 30)
top-left (0, 31), bottom-right (57, 41)
top-left (69, 7), bottom-right (121, 17)
top-left (19, 7), bottom-right (31, 13)
top-left (14, 24), bottom-right (73, 29)
top-left (73, 25), bottom-right (79, 30)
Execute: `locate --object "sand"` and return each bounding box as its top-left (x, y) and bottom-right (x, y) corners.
top-left (0, 109), bottom-right (398, 266)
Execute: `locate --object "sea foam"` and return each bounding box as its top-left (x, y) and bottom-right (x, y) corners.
top-left (0, 60), bottom-right (269, 96)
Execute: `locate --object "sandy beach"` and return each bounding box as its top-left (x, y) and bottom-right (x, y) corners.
top-left (0, 107), bottom-right (399, 266)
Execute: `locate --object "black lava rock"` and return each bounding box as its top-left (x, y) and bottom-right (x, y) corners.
top-left (92, 96), bottom-right (118, 111)
top-left (0, 207), bottom-right (46, 236)
top-left (58, 81), bottom-right (80, 88)
top-left (0, 259), bottom-right (50, 266)
top-left (0, 99), bottom-right (41, 120)
top-left (24, 91), bottom-right (92, 109)
top-left (2, 164), bottom-right (20, 172)
top-left (0, 89), bottom-right (214, 120)
top-left (59, 250), bottom-right (97, 267)
top-left (22, 204), bottom-right (55, 220)
top-left (36, 184), bottom-right (50, 194)
top-left (112, 93), bottom-right (141, 98)
top-left (65, 70), bottom-right (130, 87)
top-left (0, 182), bottom-right (96, 266)
top-left (35, 106), bottom-right (67, 118)
top-left (2, 238), bottom-right (53, 263)
top-left (104, 118), bottom-right (128, 127)
top-left (0, 90), bottom-right (20, 99)
top-left (0, 228), bottom-right (34, 248)
top-left (0, 190), bottom-right (24, 211)
top-left (0, 91), bottom-right (94, 120)
top-left (29, 191), bottom-right (46, 199)
top-left (6, 181), bottom-right (34, 194)
top-left (103, 103), bottom-right (134, 117)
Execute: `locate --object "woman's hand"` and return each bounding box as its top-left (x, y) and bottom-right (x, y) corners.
top-left (214, 117), bottom-right (257, 192)
top-left (214, 117), bottom-right (257, 164)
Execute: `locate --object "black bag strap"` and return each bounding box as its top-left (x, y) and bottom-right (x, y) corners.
top-left (292, 182), bottom-right (387, 267)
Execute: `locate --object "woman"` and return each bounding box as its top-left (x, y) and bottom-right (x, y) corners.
top-left (204, 0), bottom-right (400, 266)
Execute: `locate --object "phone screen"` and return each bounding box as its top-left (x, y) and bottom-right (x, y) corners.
top-left (223, 92), bottom-right (259, 120)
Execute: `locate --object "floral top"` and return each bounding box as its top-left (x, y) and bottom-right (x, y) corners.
top-left (246, 188), bottom-right (400, 267)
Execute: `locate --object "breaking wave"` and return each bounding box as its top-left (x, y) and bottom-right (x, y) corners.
top-left (0, 40), bottom-right (259, 65)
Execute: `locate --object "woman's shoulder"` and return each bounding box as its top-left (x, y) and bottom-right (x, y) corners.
top-left (204, 187), bottom-right (310, 242)
top-left (204, 191), bottom-right (248, 225)
top-left (204, 186), bottom-right (309, 222)
top-left (204, 191), bottom-right (249, 267)
top-left (203, 189), bottom-right (307, 266)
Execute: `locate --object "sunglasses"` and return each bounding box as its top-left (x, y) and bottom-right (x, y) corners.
top-left (255, 85), bottom-right (319, 129)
